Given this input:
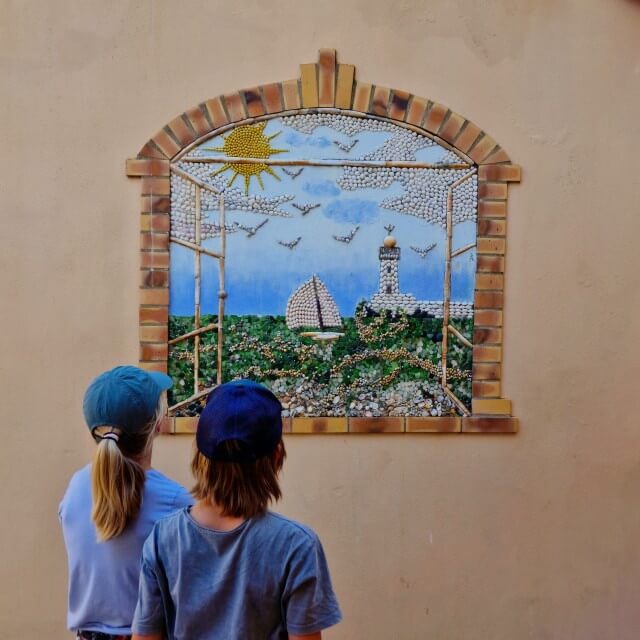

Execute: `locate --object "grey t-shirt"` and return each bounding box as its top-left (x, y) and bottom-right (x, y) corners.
top-left (132, 508), bottom-right (342, 639)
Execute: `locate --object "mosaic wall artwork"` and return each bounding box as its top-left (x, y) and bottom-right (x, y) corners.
top-left (168, 113), bottom-right (480, 419)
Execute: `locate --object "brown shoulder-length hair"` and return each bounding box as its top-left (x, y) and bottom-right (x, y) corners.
top-left (191, 439), bottom-right (286, 518)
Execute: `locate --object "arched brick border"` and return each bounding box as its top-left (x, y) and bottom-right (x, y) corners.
top-left (127, 49), bottom-right (520, 435)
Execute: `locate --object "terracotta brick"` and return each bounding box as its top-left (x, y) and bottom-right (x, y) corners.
top-left (242, 87), bottom-right (265, 117)
top-left (140, 232), bottom-right (169, 251)
top-left (478, 164), bottom-right (521, 182)
top-left (300, 64), bottom-right (319, 108)
top-left (203, 96), bottom-right (229, 129)
top-left (282, 79), bottom-right (301, 110)
top-left (477, 237), bottom-right (506, 255)
top-left (472, 380), bottom-right (502, 398)
top-left (352, 81), bottom-right (372, 112)
top-left (406, 417), bottom-right (461, 433)
top-left (140, 288), bottom-right (169, 306)
top-left (423, 103), bottom-right (448, 134)
top-left (454, 122), bottom-right (482, 153)
top-left (462, 416), bottom-right (518, 433)
top-left (476, 255), bottom-right (505, 273)
top-left (388, 90), bottom-right (410, 121)
top-left (139, 306), bottom-right (169, 325)
top-left (472, 362), bottom-right (502, 380)
top-left (472, 398), bottom-right (512, 415)
top-left (223, 92), bottom-right (246, 122)
top-left (473, 345), bottom-right (502, 362)
top-left (167, 115), bottom-right (197, 147)
top-left (291, 417), bottom-right (347, 434)
top-left (349, 417), bottom-right (403, 433)
top-left (139, 361), bottom-right (168, 374)
top-left (335, 64), bottom-right (355, 108)
top-left (477, 219), bottom-right (506, 237)
top-left (140, 214), bottom-right (170, 232)
top-left (483, 147), bottom-right (511, 164)
top-left (438, 112), bottom-right (465, 144)
top-left (318, 49), bottom-right (336, 107)
top-left (478, 200), bottom-right (507, 218)
top-left (475, 273), bottom-right (504, 290)
top-left (369, 85), bottom-right (391, 117)
top-left (140, 269), bottom-right (168, 288)
top-left (185, 105), bottom-right (211, 137)
top-left (474, 309), bottom-right (503, 327)
top-left (126, 158), bottom-right (170, 177)
top-left (140, 195), bottom-right (171, 214)
top-left (478, 182), bottom-right (508, 200)
top-left (262, 83), bottom-right (284, 114)
top-left (137, 140), bottom-right (167, 159)
top-left (158, 417), bottom-right (174, 434)
top-left (139, 325), bottom-right (169, 343)
top-left (405, 96), bottom-right (428, 126)
top-left (468, 134), bottom-right (498, 164)
top-left (152, 128), bottom-right (181, 159)
top-left (174, 417), bottom-right (198, 434)
top-left (281, 417), bottom-right (292, 434)
top-left (474, 290), bottom-right (504, 309)
top-left (140, 342), bottom-right (168, 361)
top-left (141, 177), bottom-right (170, 196)
top-left (140, 251), bottom-right (170, 269)
top-left (473, 327), bottom-right (502, 344)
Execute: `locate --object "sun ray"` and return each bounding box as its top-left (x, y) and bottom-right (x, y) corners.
top-left (203, 123), bottom-right (289, 194)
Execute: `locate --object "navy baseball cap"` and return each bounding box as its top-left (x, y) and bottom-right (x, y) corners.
top-left (196, 380), bottom-right (283, 463)
top-left (83, 365), bottom-right (172, 434)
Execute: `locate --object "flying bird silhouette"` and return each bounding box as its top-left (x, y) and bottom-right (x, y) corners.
top-left (278, 236), bottom-right (302, 249)
top-left (333, 226), bottom-right (360, 244)
top-left (234, 218), bottom-right (269, 238)
top-left (292, 202), bottom-right (320, 216)
top-left (384, 224), bottom-right (395, 234)
top-left (333, 139), bottom-right (358, 153)
top-left (410, 243), bottom-right (437, 258)
top-left (282, 168), bottom-right (304, 179)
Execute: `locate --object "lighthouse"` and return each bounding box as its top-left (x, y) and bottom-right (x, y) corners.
top-left (378, 233), bottom-right (401, 295)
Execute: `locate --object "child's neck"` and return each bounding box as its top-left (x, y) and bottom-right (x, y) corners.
top-left (191, 500), bottom-right (246, 532)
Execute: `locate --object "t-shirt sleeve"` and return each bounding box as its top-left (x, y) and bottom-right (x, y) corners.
top-left (172, 484), bottom-right (195, 510)
top-left (283, 532), bottom-right (342, 635)
top-left (132, 531), bottom-right (166, 636)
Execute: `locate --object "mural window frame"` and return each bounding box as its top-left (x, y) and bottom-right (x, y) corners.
top-left (127, 49), bottom-right (521, 435)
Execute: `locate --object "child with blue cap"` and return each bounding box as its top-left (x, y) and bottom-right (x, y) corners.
top-left (131, 379), bottom-right (342, 640)
top-left (59, 366), bottom-right (193, 640)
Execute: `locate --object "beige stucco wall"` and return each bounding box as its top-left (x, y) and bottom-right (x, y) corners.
top-left (2, 1), bottom-right (640, 637)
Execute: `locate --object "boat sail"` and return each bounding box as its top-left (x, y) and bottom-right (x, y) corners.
top-left (286, 275), bottom-right (343, 340)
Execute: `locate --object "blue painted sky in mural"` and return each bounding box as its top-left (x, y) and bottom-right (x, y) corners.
top-left (171, 118), bottom-right (475, 317)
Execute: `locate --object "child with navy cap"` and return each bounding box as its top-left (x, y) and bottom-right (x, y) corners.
top-left (59, 366), bottom-right (193, 639)
top-left (131, 379), bottom-right (342, 640)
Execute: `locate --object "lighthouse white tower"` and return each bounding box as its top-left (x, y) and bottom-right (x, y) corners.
top-left (378, 234), bottom-right (401, 294)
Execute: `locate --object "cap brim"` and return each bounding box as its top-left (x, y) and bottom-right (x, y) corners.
top-left (148, 371), bottom-right (173, 391)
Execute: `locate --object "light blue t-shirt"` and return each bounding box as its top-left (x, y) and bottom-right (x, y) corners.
top-left (133, 508), bottom-right (342, 639)
top-left (59, 464), bottom-right (193, 635)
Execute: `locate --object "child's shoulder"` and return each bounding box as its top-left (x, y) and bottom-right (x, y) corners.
top-left (260, 511), bottom-right (320, 545)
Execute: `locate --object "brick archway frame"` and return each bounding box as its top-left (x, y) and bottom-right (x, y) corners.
top-left (127, 49), bottom-right (520, 435)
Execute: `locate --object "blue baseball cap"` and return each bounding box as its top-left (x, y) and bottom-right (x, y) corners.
top-left (83, 365), bottom-right (172, 434)
top-left (196, 380), bottom-right (283, 463)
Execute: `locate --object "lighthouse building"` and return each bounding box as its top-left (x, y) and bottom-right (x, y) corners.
top-left (369, 234), bottom-right (420, 314)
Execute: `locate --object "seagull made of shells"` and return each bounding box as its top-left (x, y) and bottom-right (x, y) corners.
top-left (282, 167), bottom-right (304, 179)
top-left (278, 236), bottom-right (302, 249)
top-left (410, 243), bottom-right (437, 258)
top-left (233, 218), bottom-right (269, 238)
top-left (332, 139), bottom-right (359, 153)
top-left (292, 202), bottom-right (320, 216)
top-left (333, 225), bottom-right (360, 244)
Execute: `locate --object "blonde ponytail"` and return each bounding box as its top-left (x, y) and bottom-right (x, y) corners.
top-left (91, 398), bottom-right (164, 541)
